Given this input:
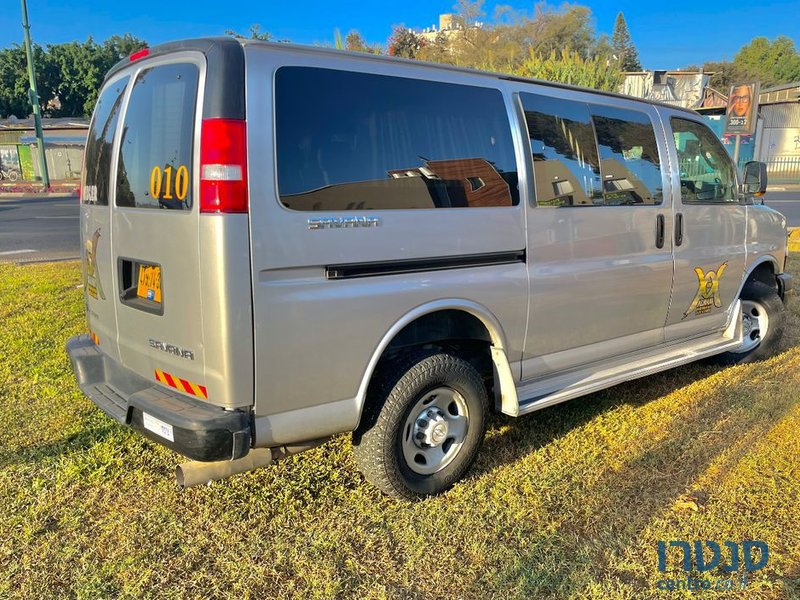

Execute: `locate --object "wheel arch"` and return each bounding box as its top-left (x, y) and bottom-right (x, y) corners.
top-left (354, 299), bottom-right (519, 425)
top-left (738, 256), bottom-right (780, 299)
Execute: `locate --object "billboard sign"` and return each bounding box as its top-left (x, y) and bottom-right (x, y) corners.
top-left (725, 83), bottom-right (759, 135)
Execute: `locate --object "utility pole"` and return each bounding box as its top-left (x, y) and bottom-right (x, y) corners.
top-left (20, 0), bottom-right (50, 189)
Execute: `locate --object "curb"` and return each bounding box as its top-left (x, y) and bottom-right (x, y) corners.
top-left (789, 228), bottom-right (800, 252)
top-left (0, 193), bottom-right (77, 202)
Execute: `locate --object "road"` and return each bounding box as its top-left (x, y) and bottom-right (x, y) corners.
top-left (0, 196), bottom-right (80, 262)
top-left (0, 191), bottom-right (798, 265)
top-left (763, 191), bottom-right (800, 227)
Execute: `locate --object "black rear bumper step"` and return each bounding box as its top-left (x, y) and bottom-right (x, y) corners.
top-left (66, 334), bottom-right (251, 461)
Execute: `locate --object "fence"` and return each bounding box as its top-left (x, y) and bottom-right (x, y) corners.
top-left (761, 157), bottom-right (800, 186)
top-left (678, 156), bottom-right (800, 187)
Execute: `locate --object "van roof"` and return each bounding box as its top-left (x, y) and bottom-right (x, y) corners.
top-left (107, 36), bottom-right (699, 117)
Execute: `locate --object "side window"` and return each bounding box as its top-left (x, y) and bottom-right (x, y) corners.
top-left (275, 67), bottom-right (519, 210)
top-left (83, 77), bottom-right (129, 205)
top-left (116, 63), bottom-right (199, 210)
top-left (521, 93), bottom-right (602, 206)
top-left (671, 117), bottom-right (737, 204)
top-left (590, 105), bottom-right (663, 205)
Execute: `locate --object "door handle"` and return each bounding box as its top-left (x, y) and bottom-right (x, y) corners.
top-left (675, 213), bottom-right (684, 247)
top-left (655, 214), bottom-right (665, 249)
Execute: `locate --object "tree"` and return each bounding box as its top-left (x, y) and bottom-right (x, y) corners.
top-left (734, 36), bottom-right (800, 86)
top-left (416, 31), bottom-right (453, 64)
top-left (0, 34), bottom-right (147, 118)
top-left (387, 26), bottom-right (424, 59)
top-left (102, 34), bottom-right (147, 62)
top-left (0, 44), bottom-right (53, 118)
top-left (344, 30), bottom-right (382, 54)
top-left (516, 48), bottom-right (622, 91)
top-left (611, 12), bottom-right (641, 71)
top-left (521, 4), bottom-right (598, 60)
top-left (225, 24), bottom-right (273, 41)
top-left (699, 60), bottom-right (744, 91)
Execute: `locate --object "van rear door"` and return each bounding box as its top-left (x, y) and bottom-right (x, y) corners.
top-left (110, 57), bottom-right (211, 401)
top-left (82, 40), bottom-right (254, 411)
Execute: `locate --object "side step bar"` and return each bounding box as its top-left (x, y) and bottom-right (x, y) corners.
top-left (514, 301), bottom-right (743, 417)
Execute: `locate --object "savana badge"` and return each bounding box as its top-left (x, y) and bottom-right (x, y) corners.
top-left (84, 228), bottom-right (105, 300)
top-left (683, 263), bottom-right (727, 319)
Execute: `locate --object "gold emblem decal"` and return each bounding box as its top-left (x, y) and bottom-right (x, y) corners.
top-left (84, 228), bottom-right (105, 300)
top-left (683, 263), bottom-right (727, 319)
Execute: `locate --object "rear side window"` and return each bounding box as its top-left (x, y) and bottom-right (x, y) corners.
top-left (116, 63), bottom-right (199, 210)
top-left (83, 77), bottom-right (129, 205)
top-left (275, 67), bottom-right (519, 210)
top-left (671, 118), bottom-right (737, 204)
top-left (590, 105), bottom-right (663, 205)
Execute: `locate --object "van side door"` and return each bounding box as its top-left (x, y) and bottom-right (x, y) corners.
top-left (663, 115), bottom-right (746, 341)
top-left (519, 91), bottom-right (674, 380)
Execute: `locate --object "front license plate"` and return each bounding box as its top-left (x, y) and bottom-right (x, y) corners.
top-left (137, 265), bottom-right (162, 303)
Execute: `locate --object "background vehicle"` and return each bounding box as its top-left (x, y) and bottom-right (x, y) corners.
top-left (67, 38), bottom-right (791, 500)
top-left (0, 167), bottom-right (19, 181)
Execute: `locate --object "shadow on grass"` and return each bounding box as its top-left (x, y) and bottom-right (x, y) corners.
top-left (484, 351), bottom-right (799, 596)
top-left (473, 361), bottom-right (723, 479)
top-left (0, 424), bottom-right (118, 470)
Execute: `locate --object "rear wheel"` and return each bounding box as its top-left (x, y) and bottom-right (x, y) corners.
top-left (353, 351), bottom-right (488, 500)
top-left (714, 280), bottom-right (784, 365)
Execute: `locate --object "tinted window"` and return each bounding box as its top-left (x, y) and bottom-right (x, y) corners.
top-left (522, 94), bottom-right (602, 207)
top-left (671, 118), bottom-right (737, 204)
top-left (275, 67), bottom-right (518, 210)
top-left (116, 63), bottom-right (198, 210)
top-left (83, 77), bottom-right (128, 205)
top-left (591, 106), bottom-right (663, 205)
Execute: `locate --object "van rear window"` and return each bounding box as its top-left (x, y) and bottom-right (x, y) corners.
top-left (275, 67), bottom-right (519, 211)
top-left (116, 63), bottom-right (199, 210)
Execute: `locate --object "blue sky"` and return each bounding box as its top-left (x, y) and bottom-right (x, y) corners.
top-left (4, 0), bottom-right (800, 69)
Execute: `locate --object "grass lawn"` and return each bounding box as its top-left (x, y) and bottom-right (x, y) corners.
top-left (0, 258), bottom-right (799, 599)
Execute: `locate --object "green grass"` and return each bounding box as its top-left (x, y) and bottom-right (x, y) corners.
top-left (1, 259), bottom-right (799, 599)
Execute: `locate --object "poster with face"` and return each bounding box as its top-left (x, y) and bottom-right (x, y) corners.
top-left (725, 83), bottom-right (759, 135)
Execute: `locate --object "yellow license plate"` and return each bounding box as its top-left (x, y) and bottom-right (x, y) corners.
top-left (137, 265), bottom-right (162, 303)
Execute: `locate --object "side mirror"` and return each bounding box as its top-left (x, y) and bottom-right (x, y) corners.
top-left (743, 161), bottom-right (768, 197)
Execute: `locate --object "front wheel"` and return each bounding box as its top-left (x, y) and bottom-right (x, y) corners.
top-left (713, 280), bottom-right (785, 365)
top-left (353, 351), bottom-right (488, 500)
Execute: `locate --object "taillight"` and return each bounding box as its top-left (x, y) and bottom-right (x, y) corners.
top-left (200, 119), bottom-right (248, 213)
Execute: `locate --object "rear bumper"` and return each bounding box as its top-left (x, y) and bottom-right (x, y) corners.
top-left (66, 334), bottom-right (252, 461)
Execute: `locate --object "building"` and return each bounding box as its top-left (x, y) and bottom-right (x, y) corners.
top-left (0, 117), bottom-right (88, 185)
top-left (756, 83), bottom-right (800, 184)
top-left (697, 83), bottom-right (800, 185)
top-left (620, 70), bottom-right (710, 110)
top-left (621, 71), bottom-right (800, 185)
top-left (414, 13), bottom-right (485, 43)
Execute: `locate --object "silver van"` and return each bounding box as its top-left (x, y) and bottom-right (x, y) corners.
top-left (67, 38), bottom-right (792, 499)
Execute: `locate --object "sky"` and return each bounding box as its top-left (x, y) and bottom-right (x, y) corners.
top-left (2, 0), bottom-right (800, 70)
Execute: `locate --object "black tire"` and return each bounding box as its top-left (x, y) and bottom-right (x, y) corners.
top-left (353, 350), bottom-right (488, 500)
top-left (713, 280), bottom-right (784, 365)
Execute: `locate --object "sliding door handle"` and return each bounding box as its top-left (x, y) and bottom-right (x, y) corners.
top-left (675, 213), bottom-right (684, 247)
top-left (655, 214), bottom-right (665, 249)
